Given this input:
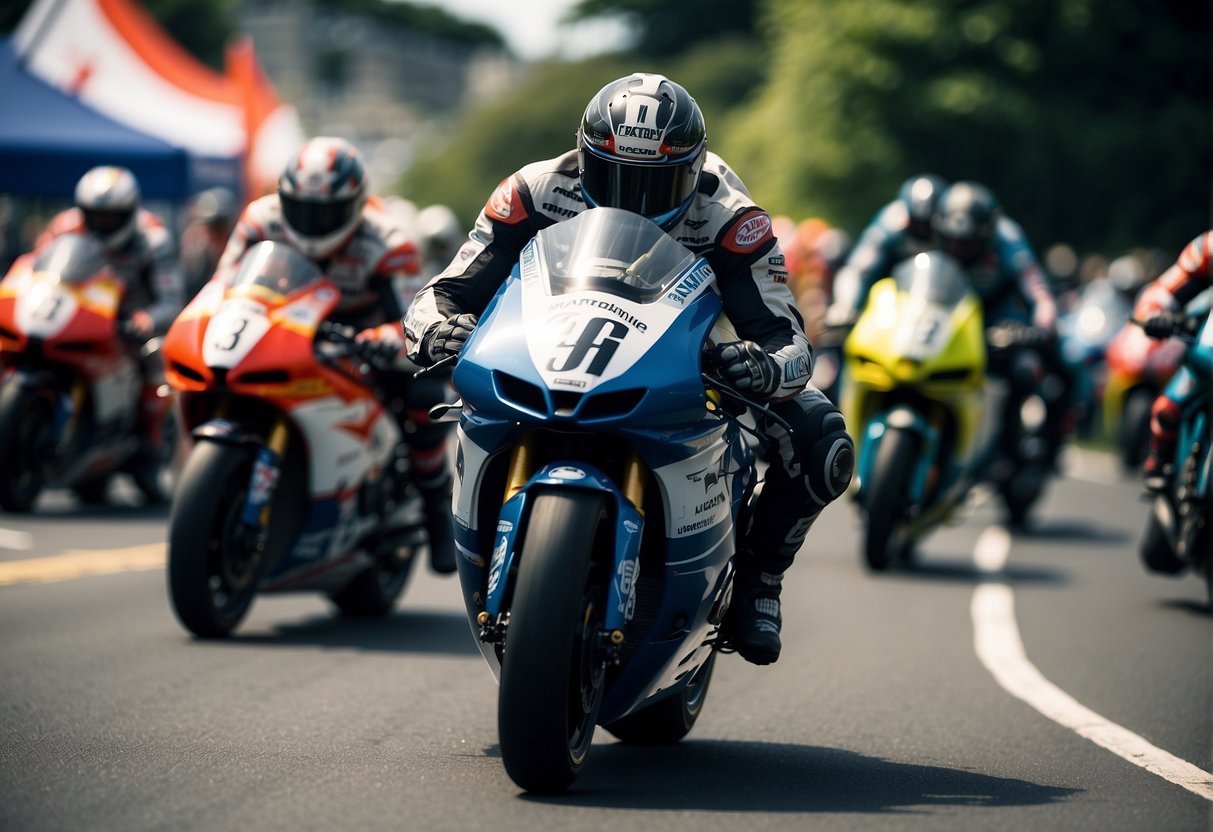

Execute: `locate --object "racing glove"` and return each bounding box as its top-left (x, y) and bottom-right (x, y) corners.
top-left (1141, 311), bottom-right (1183, 340)
top-left (420, 313), bottom-right (478, 365)
top-left (355, 323), bottom-right (408, 370)
top-left (710, 340), bottom-right (781, 399)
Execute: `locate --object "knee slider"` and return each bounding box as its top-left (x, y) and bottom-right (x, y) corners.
top-left (809, 429), bottom-right (854, 502)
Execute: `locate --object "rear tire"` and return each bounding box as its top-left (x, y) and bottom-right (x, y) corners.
top-left (167, 442), bottom-right (263, 638)
top-left (863, 428), bottom-right (917, 571)
top-left (498, 491), bottom-right (609, 794)
top-left (328, 530), bottom-right (419, 617)
top-left (604, 651), bottom-right (716, 745)
top-left (0, 384), bottom-right (56, 512)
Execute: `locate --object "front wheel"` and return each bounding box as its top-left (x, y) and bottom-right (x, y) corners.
top-left (0, 383), bottom-right (57, 512)
top-left (863, 428), bottom-right (918, 571)
top-left (1119, 388), bottom-right (1154, 472)
top-left (167, 442), bottom-right (263, 638)
top-left (498, 491), bottom-right (609, 794)
top-left (604, 650), bottom-right (716, 745)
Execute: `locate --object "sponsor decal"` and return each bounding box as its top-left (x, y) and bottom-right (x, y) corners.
top-left (617, 145), bottom-right (659, 157)
top-left (769, 269), bottom-right (788, 284)
top-left (553, 185), bottom-right (584, 202)
top-left (676, 236), bottom-right (711, 246)
top-left (623, 519), bottom-right (639, 534)
top-left (549, 466), bottom-right (586, 480)
top-left (618, 124), bottom-right (663, 140)
top-left (547, 297), bottom-right (648, 331)
top-left (783, 354), bottom-right (810, 382)
top-left (730, 212), bottom-right (773, 250)
top-left (486, 177), bottom-right (528, 225)
top-left (616, 559), bottom-right (638, 617)
top-left (548, 317), bottom-right (629, 375)
top-left (676, 517), bottom-right (715, 535)
top-left (686, 459), bottom-right (725, 492)
top-left (769, 254), bottom-right (785, 267)
top-left (684, 218), bottom-right (709, 230)
top-left (553, 377), bottom-right (587, 388)
top-left (497, 519), bottom-right (514, 533)
top-left (694, 492), bottom-right (727, 515)
top-left (487, 535), bottom-right (508, 595)
top-left (541, 202), bottom-right (579, 218)
top-left (665, 262), bottom-right (714, 304)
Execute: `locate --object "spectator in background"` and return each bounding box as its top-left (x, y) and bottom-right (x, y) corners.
top-left (179, 187), bottom-right (239, 299)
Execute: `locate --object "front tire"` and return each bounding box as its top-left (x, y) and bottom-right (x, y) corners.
top-left (0, 384), bottom-right (56, 512)
top-left (863, 428), bottom-right (918, 571)
top-left (1119, 388), bottom-right (1154, 472)
top-left (604, 650), bottom-right (716, 745)
top-left (167, 442), bottom-right (263, 638)
top-left (498, 491), bottom-right (609, 794)
top-left (1140, 503), bottom-right (1182, 575)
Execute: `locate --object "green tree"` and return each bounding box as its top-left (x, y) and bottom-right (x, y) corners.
top-left (567, 0), bottom-right (758, 57)
top-left (399, 41), bottom-right (766, 225)
top-left (721, 0), bottom-right (1211, 254)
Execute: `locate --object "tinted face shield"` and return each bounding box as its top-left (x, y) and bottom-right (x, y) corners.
top-left (82, 208), bottom-right (133, 236)
top-left (280, 194), bottom-right (357, 238)
top-left (579, 147), bottom-right (700, 222)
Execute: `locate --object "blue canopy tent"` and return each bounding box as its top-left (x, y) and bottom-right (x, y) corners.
top-left (0, 39), bottom-right (242, 200)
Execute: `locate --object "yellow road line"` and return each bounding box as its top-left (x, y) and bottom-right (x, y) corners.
top-left (0, 543), bottom-right (166, 587)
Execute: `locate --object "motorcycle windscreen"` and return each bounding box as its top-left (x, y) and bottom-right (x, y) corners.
top-left (31, 233), bottom-right (111, 285)
top-left (534, 207), bottom-right (696, 303)
top-left (228, 241), bottom-right (324, 298)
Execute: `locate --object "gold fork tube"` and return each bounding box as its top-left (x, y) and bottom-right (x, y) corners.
top-left (622, 451), bottom-right (646, 517)
top-left (504, 433), bottom-right (534, 503)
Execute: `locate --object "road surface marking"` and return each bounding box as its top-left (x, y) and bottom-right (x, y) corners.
top-left (971, 526), bottom-right (1213, 801)
top-left (0, 527), bottom-right (34, 551)
top-left (0, 543), bottom-right (165, 586)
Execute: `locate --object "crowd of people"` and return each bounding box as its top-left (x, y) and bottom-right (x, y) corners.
top-left (2, 70), bottom-right (1208, 662)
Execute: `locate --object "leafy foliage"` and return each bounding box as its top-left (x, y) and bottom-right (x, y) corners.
top-left (566, 0), bottom-right (758, 57)
top-left (399, 40), bottom-right (767, 227)
top-left (719, 0), bottom-right (1211, 253)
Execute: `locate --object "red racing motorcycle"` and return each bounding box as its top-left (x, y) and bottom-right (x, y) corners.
top-left (162, 241), bottom-right (425, 637)
top-left (0, 233), bottom-right (167, 510)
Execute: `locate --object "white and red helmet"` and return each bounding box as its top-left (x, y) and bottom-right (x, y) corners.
top-left (278, 137), bottom-right (368, 259)
top-left (75, 166), bottom-right (141, 251)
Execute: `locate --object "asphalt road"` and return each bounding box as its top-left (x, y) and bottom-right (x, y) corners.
top-left (0, 451), bottom-right (1208, 832)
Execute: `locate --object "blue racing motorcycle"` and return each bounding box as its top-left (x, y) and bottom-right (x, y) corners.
top-left (434, 208), bottom-right (767, 793)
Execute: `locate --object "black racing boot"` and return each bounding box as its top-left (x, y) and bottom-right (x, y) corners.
top-left (421, 481), bottom-right (457, 574)
top-left (727, 568), bottom-right (784, 666)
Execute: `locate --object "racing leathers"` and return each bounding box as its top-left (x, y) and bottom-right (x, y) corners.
top-left (37, 207), bottom-right (183, 476)
top-left (218, 194), bottom-right (458, 573)
top-left (1132, 230), bottom-right (1212, 487)
top-left (405, 150), bottom-right (855, 661)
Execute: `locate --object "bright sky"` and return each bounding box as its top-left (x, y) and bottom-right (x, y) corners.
top-left (410, 0), bottom-right (633, 60)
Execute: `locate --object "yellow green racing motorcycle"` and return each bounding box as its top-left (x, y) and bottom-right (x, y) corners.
top-left (841, 252), bottom-right (1049, 569)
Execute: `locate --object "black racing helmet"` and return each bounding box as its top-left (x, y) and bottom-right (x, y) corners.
top-left (578, 72), bottom-right (707, 230)
top-left (931, 181), bottom-right (1001, 265)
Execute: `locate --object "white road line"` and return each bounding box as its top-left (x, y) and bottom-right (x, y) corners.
top-left (971, 526), bottom-right (1213, 801)
top-left (0, 527), bottom-right (34, 551)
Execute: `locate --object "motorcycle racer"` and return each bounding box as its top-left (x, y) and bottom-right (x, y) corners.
top-left (406, 72), bottom-right (855, 665)
top-left (216, 137), bottom-right (458, 574)
top-left (1132, 230), bottom-right (1212, 491)
top-left (37, 165), bottom-right (184, 498)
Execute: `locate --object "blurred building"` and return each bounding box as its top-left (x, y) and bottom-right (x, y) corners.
top-left (239, 1), bottom-right (523, 188)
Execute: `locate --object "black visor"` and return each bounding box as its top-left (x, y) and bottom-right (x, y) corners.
top-left (580, 149), bottom-right (698, 220)
top-left (280, 194), bottom-right (357, 237)
top-left (82, 208), bottom-right (133, 235)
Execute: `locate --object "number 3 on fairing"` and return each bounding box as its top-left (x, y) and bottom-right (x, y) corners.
top-left (213, 316), bottom-right (250, 351)
top-left (548, 316), bottom-right (628, 375)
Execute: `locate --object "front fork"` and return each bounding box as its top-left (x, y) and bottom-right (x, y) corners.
top-left (238, 418), bottom-right (290, 550)
top-left (477, 433), bottom-right (647, 665)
